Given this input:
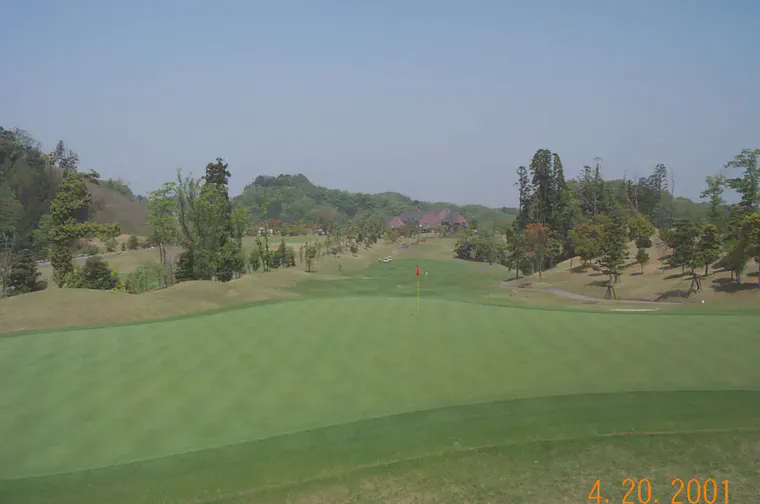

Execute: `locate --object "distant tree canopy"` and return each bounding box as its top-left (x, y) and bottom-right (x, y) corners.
top-left (233, 174), bottom-right (513, 230)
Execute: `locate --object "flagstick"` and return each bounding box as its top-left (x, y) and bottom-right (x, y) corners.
top-left (416, 277), bottom-right (420, 314)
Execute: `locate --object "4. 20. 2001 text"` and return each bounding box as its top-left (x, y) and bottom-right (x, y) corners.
top-left (588, 478), bottom-right (730, 504)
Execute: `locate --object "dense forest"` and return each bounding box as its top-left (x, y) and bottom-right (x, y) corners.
top-left (455, 148), bottom-right (760, 297)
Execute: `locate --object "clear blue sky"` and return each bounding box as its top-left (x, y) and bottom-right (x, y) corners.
top-left (2, 0), bottom-right (759, 207)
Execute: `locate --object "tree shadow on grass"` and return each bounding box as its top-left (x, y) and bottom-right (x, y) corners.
top-left (502, 277), bottom-right (529, 284)
top-left (656, 289), bottom-right (691, 301)
top-left (665, 273), bottom-right (686, 280)
top-left (570, 265), bottom-right (588, 274)
top-left (630, 271), bottom-right (643, 276)
top-left (586, 280), bottom-right (611, 287)
top-left (711, 277), bottom-right (759, 293)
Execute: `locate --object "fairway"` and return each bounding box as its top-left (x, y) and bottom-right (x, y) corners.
top-left (2, 256), bottom-right (760, 504)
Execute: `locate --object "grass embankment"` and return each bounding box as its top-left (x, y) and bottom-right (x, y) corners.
top-left (3, 237), bottom-right (401, 333)
top-left (514, 236), bottom-right (760, 305)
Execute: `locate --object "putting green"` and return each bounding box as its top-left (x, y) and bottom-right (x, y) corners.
top-left (1, 296), bottom-right (759, 481)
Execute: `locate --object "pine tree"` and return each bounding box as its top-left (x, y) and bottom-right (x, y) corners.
top-left (515, 165), bottom-right (532, 230)
top-left (696, 223), bottom-right (722, 276)
top-left (635, 248), bottom-right (649, 274)
top-left (670, 219), bottom-right (703, 292)
top-left (550, 152), bottom-right (571, 248)
top-left (7, 248), bottom-right (46, 295)
top-left (596, 206), bottom-right (629, 289)
top-left (529, 149), bottom-right (554, 225)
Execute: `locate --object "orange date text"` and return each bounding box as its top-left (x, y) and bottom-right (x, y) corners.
top-left (588, 478), bottom-right (730, 504)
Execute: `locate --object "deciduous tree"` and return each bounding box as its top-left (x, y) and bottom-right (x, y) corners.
top-left (231, 206), bottom-right (251, 249)
top-left (569, 221), bottom-right (604, 268)
top-left (303, 239), bottom-right (318, 272)
top-left (700, 174), bottom-right (726, 229)
top-left (725, 149), bottom-right (760, 211)
top-left (669, 219), bottom-right (703, 292)
top-left (147, 183), bottom-right (177, 287)
top-left (523, 223), bottom-right (552, 282)
top-left (740, 213), bottom-right (760, 286)
top-left (49, 170), bottom-right (120, 287)
top-left (216, 240), bottom-right (245, 281)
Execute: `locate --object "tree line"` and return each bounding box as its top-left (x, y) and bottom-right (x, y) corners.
top-left (455, 148), bottom-right (760, 296)
top-left (1, 126), bottom-right (414, 296)
top-left (234, 173), bottom-right (514, 231)
top-left (1, 128), bottom-right (121, 295)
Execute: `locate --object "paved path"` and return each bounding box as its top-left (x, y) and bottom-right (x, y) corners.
top-left (500, 283), bottom-right (681, 305)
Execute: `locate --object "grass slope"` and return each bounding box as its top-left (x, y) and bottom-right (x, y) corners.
top-left (516, 235), bottom-right (760, 305)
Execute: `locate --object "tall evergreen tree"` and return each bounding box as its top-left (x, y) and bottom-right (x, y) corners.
top-left (529, 149), bottom-right (554, 225)
top-left (203, 157), bottom-right (233, 238)
top-left (596, 205), bottom-right (629, 286)
top-left (515, 165), bottom-right (532, 230)
top-left (550, 152), bottom-right (570, 240)
top-left (578, 158), bottom-right (606, 218)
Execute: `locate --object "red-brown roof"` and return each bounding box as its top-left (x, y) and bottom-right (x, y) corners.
top-left (388, 216), bottom-right (405, 228)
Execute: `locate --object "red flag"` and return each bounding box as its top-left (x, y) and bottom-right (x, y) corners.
top-left (416, 265), bottom-right (420, 276)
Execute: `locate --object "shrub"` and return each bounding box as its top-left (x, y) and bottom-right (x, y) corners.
top-left (285, 246), bottom-right (296, 267)
top-left (175, 250), bottom-right (195, 282)
top-left (105, 238), bottom-right (117, 252)
top-left (131, 261), bottom-right (163, 293)
top-left (249, 249), bottom-right (261, 272)
top-left (80, 256), bottom-right (119, 290)
top-left (7, 249), bottom-right (47, 295)
top-left (121, 242), bottom-right (127, 251)
top-left (125, 273), bottom-right (137, 294)
top-left (216, 241), bottom-right (245, 282)
top-left (127, 235), bottom-right (140, 250)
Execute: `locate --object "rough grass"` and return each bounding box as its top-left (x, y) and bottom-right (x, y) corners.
top-left (244, 430), bottom-right (760, 504)
top-left (1, 240), bottom-right (412, 333)
top-left (515, 235), bottom-right (760, 304)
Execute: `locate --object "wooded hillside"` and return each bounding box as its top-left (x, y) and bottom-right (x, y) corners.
top-left (233, 174), bottom-right (515, 228)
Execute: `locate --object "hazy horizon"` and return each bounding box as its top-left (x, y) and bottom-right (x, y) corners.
top-left (3, 0), bottom-right (759, 207)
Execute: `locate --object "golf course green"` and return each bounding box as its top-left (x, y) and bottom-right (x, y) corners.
top-left (2, 258), bottom-right (759, 503)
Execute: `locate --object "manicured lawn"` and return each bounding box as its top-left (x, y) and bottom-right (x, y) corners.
top-left (1, 258), bottom-right (759, 503)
